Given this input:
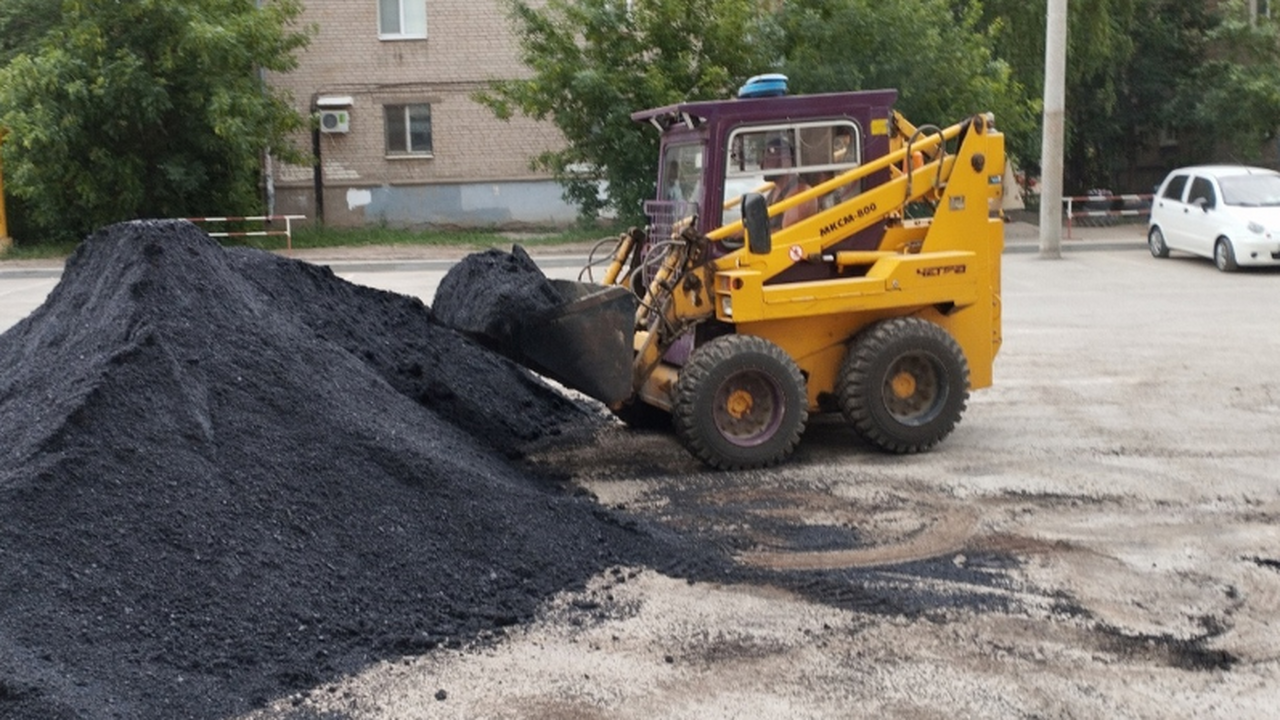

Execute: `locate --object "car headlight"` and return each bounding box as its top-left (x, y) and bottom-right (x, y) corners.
top-left (1247, 221), bottom-right (1266, 235)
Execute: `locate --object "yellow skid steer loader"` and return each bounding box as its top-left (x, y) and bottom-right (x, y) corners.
top-left (438, 77), bottom-right (1005, 470)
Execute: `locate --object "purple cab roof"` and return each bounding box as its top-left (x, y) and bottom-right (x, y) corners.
top-left (631, 88), bottom-right (899, 129)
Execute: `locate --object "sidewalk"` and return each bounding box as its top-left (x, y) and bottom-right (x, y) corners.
top-left (1003, 219), bottom-right (1147, 253)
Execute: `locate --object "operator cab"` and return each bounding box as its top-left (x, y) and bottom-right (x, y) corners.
top-left (634, 78), bottom-right (898, 250)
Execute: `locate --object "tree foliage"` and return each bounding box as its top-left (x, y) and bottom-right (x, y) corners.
top-left (0, 0), bottom-right (59, 65)
top-left (1183, 1), bottom-right (1280, 164)
top-left (979, 0), bottom-right (1280, 192)
top-left (976, 0), bottom-right (1138, 188)
top-left (0, 0), bottom-right (312, 242)
top-left (1103, 0), bottom-right (1215, 187)
top-left (487, 0), bottom-right (1032, 223)
top-left (477, 0), bottom-right (777, 225)
top-left (492, 0), bottom-right (1280, 207)
top-left (776, 0), bottom-right (1034, 157)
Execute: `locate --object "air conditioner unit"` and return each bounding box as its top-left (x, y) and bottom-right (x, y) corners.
top-left (319, 109), bottom-right (350, 134)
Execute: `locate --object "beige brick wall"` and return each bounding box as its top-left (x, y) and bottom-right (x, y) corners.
top-left (267, 0), bottom-right (567, 204)
top-left (288, 0), bottom-right (532, 84)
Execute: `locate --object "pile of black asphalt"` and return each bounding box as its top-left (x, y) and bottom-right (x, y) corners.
top-left (0, 221), bottom-right (713, 720)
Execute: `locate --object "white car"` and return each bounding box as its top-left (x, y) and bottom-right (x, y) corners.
top-left (1147, 165), bottom-right (1280, 271)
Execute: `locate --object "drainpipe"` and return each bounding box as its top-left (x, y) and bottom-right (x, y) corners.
top-left (311, 95), bottom-right (325, 223)
top-left (255, 0), bottom-right (275, 217)
top-left (0, 128), bottom-right (10, 250)
top-left (258, 70), bottom-right (274, 216)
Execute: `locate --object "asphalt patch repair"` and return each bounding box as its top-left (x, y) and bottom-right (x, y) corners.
top-left (0, 220), bottom-right (710, 719)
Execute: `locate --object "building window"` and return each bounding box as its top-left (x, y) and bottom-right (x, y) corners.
top-left (385, 104), bottom-right (432, 156)
top-left (379, 0), bottom-right (426, 39)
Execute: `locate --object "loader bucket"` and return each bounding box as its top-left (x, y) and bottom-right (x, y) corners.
top-left (512, 279), bottom-right (637, 404)
top-left (433, 248), bottom-right (637, 405)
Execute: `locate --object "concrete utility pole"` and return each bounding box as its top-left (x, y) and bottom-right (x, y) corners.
top-left (1039, 0), bottom-right (1068, 259)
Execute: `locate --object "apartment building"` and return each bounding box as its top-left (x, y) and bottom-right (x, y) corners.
top-left (266, 0), bottom-right (575, 228)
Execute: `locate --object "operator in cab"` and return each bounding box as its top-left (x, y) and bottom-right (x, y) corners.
top-left (761, 136), bottom-right (818, 230)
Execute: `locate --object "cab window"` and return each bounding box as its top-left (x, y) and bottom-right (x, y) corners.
top-left (660, 142), bottom-right (705, 208)
top-left (722, 121), bottom-right (861, 224)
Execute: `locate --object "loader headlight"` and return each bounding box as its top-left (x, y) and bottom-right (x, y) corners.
top-left (1247, 221), bottom-right (1266, 235)
top-left (720, 295), bottom-right (733, 318)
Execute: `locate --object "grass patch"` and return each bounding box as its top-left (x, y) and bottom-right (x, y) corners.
top-left (0, 239), bottom-right (80, 261)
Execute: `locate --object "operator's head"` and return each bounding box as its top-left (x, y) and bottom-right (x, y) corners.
top-left (761, 136), bottom-right (794, 175)
top-left (832, 129), bottom-right (853, 163)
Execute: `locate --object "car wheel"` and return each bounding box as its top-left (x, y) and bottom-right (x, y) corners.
top-left (837, 317), bottom-right (970, 454)
top-left (671, 334), bottom-right (808, 470)
top-left (1148, 226), bottom-right (1170, 258)
top-left (1214, 238), bottom-right (1239, 272)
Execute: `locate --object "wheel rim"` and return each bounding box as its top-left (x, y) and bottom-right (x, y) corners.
top-left (712, 370), bottom-right (784, 447)
top-left (1216, 241), bottom-right (1229, 269)
top-left (881, 354), bottom-right (944, 426)
top-left (1149, 229), bottom-right (1164, 255)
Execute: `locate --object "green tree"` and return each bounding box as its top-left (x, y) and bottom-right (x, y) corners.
top-left (486, 0), bottom-right (1032, 224)
top-left (976, 0), bottom-right (1138, 190)
top-left (776, 0), bottom-right (1034, 160)
top-left (478, 0), bottom-right (779, 224)
top-left (0, 0), bottom-right (311, 242)
top-left (1110, 0), bottom-right (1216, 188)
top-left (0, 0), bottom-right (59, 64)
top-left (1181, 0), bottom-right (1280, 165)
top-left (977, 0), bottom-right (1279, 193)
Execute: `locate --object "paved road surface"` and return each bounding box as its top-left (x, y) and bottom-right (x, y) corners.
top-left (9, 221), bottom-right (1280, 718)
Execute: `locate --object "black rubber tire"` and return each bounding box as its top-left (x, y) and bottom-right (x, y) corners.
top-left (1214, 237), bottom-right (1239, 272)
top-left (1148, 226), bottom-right (1170, 258)
top-left (671, 335), bottom-right (808, 470)
top-left (837, 317), bottom-right (970, 454)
